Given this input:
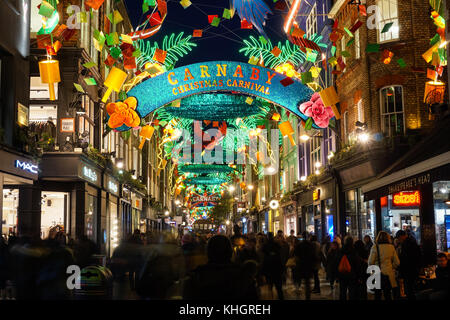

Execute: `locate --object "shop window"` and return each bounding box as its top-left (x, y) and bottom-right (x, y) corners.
top-left (380, 86), bottom-right (404, 136)
top-left (2, 189), bottom-right (19, 237)
top-left (376, 0), bottom-right (399, 43)
top-left (314, 204), bottom-right (322, 242)
top-left (40, 192), bottom-right (69, 239)
top-left (381, 192), bottom-right (421, 244)
top-left (325, 198), bottom-right (334, 239)
top-left (360, 195), bottom-right (376, 240)
top-left (433, 181), bottom-right (450, 253)
top-left (30, 76), bottom-right (58, 100)
top-left (306, 4), bottom-right (317, 38)
top-left (85, 194), bottom-right (98, 242)
top-left (345, 189), bottom-right (359, 239)
top-left (303, 205), bottom-right (314, 235)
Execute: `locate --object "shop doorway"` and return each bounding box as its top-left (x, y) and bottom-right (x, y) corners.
top-left (381, 192), bottom-right (421, 244)
top-left (40, 191), bottom-right (69, 239)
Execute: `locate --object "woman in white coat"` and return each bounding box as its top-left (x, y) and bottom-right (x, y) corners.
top-left (368, 231), bottom-right (400, 300)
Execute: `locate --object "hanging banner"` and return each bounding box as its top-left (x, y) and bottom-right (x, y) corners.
top-left (190, 192), bottom-right (220, 207)
top-left (117, 61), bottom-right (315, 131)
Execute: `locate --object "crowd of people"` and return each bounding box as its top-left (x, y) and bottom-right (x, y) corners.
top-left (0, 225), bottom-right (448, 300)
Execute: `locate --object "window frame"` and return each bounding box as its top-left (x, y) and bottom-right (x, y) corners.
top-left (306, 3), bottom-right (318, 38)
top-left (376, 0), bottom-right (399, 44)
top-left (354, 29), bottom-right (360, 59)
top-left (379, 85), bottom-right (405, 136)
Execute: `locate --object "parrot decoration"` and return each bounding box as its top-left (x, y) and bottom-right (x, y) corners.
top-left (231, 0), bottom-right (272, 38)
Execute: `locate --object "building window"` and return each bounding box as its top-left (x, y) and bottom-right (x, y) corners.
top-left (380, 86), bottom-right (404, 136)
top-left (340, 36), bottom-right (346, 66)
top-left (306, 4), bottom-right (317, 38)
top-left (357, 99), bottom-right (363, 122)
top-left (376, 0), bottom-right (399, 43)
top-left (355, 29), bottom-right (360, 59)
top-left (343, 111), bottom-right (348, 143)
top-left (310, 134), bottom-right (321, 169)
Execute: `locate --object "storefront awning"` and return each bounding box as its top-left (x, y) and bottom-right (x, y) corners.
top-left (362, 151), bottom-right (450, 200)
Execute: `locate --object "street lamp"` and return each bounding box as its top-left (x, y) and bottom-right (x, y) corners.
top-left (300, 175), bottom-right (307, 181)
top-left (358, 132), bottom-right (370, 143)
top-left (229, 185), bottom-right (235, 192)
top-left (164, 210), bottom-right (169, 216)
top-left (116, 158), bottom-right (124, 169)
top-left (300, 134), bottom-right (310, 142)
top-left (248, 184), bottom-right (254, 190)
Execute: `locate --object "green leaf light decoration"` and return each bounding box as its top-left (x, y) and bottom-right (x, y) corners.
top-left (239, 34), bottom-right (328, 69)
top-left (136, 32), bottom-right (197, 70)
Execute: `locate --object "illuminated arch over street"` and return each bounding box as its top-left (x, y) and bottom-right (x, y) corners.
top-left (117, 61), bottom-right (316, 130)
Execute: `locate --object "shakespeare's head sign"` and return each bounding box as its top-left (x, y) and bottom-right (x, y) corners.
top-left (118, 61), bottom-right (315, 131)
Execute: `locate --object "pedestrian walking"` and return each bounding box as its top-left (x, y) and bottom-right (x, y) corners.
top-left (325, 241), bottom-right (340, 292)
top-left (336, 236), bottom-right (363, 300)
top-left (368, 231), bottom-right (400, 300)
top-left (395, 229), bottom-right (421, 300)
top-left (293, 232), bottom-right (315, 300)
top-left (261, 232), bottom-right (284, 299)
top-left (310, 235), bottom-right (322, 294)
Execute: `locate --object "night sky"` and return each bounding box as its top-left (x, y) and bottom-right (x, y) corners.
top-left (123, 0), bottom-right (290, 66)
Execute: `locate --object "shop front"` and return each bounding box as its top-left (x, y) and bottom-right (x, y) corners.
top-left (120, 187), bottom-right (132, 239)
top-left (104, 172), bottom-right (120, 257)
top-left (363, 152), bottom-right (450, 264)
top-left (282, 202), bottom-right (297, 235)
top-left (1, 148), bottom-right (39, 237)
top-left (295, 177), bottom-right (337, 242)
top-left (39, 153), bottom-right (103, 245)
top-left (131, 191), bottom-right (144, 233)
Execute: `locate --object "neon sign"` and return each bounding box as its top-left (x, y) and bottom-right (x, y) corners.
top-left (15, 160), bottom-right (38, 174)
top-left (392, 191), bottom-right (420, 206)
top-left (313, 189), bottom-right (320, 201)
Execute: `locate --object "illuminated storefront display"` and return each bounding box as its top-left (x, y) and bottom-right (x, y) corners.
top-left (15, 160), bottom-right (39, 174)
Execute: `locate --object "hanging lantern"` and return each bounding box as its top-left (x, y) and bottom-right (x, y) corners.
top-left (319, 86), bottom-right (340, 119)
top-left (138, 125), bottom-right (155, 149)
top-left (424, 81), bottom-right (446, 104)
top-left (39, 59), bottom-right (61, 101)
top-left (279, 121), bottom-right (296, 146)
top-left (240, 182), bottom-right (246, 190)
top-left (102, 67), bottom-right (128, 103)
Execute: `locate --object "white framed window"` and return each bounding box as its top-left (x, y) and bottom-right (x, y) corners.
top-left (343, 111), bottom-right (348, 143)
top-left (306, 4), bottom-right (317, 38)
top-left (376, 0), bottom-right (399, 43)
top-left (310, 133), bottom-right (321, 169)
top-left (341, 36), bottom-right (346, 65)
top-left (355, 29), bottom-right (360, 59)
top-left (380, 86), bottom-right (405, 136)
top-left (357, 99), bottom-right (364, 122)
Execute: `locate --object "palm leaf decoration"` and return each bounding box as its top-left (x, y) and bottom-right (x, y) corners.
top-left (239, 34), bottom-right (328, 69)
top-left (136, 32), bottom-right (197, 70)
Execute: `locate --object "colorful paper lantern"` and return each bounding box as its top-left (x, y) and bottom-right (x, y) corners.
top-left (279, 121), bottom-right (296, 146)
top-left (423, 81), bottom-right (446, 104)
top-left (39, 59), bottom-right (61, 101)
top-left (139, 125), bottom-right (155, 149)
top-left (319, 86), bottom-right (340, 119)
top-left (102, 67), bottom-right (128, 103)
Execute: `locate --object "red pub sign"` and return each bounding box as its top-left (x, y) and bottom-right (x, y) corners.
top-left (392, 191), bottom-right (420, 207)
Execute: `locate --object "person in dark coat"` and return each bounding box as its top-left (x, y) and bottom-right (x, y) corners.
top-left (183, 235), bottom-right (258, 300)
top-left (261, 232), bottom-right (284, 299)
top-left (293, 232), bottom-right (315, 300)
top-left (336, 236), bottom-right (363, 300)
top-left (310, 235), bottom-right (322, 294)
top-left (354, 239), bottom-right (369, 300)
top-left (325, 241), bottom-right (340, 291)
top-left (395, 230), bottom-right (421, 300)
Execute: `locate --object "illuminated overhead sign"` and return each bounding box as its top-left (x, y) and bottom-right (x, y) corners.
top-left (82, 166), bottom-right (98, 183)
top-left (393, 191), bottom-right (420, 206)
top-left (117, 61), bottom-right (315, 131)
top-left (313, 189), bottom-right (321, 201)
top-left (15, 160), bottom-right (38, 174)
top-left (108, 181), bottom-right (118, 194)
